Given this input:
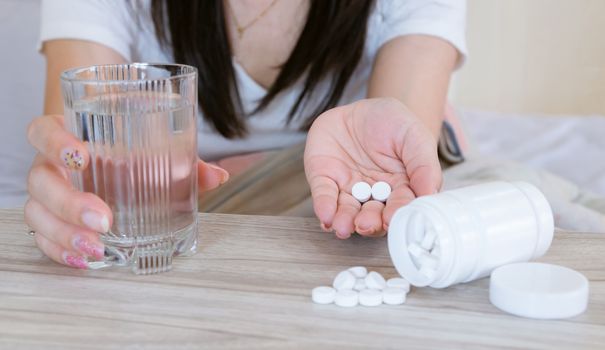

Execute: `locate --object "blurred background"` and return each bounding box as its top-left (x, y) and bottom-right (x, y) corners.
top-left (451, 0), bottom-right (605, 115)
top-left (1, 0), bottom-right (604, 207)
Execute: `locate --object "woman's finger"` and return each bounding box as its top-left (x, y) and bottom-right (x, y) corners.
top-left (382, 186), bottom-right (416, 230)
top-left (25, 199), bottom-right (104, 260)
top-left (198, 160), bottom-right (229, 191)
top-left (331, 192), bottom-right (361, 239)
top-left (354, 200), bottom-right (386, 237)
top-left (307, 175), bottom-right (339, 230)
top-left (27, 159), bottom-right (111, 233)
top-left (27, 115), bottom-right (89, 171)
top-left (215, 152), bottom-right (267, 177)
top-left (34, 231), bottom-right (88, 269)
top-left (402, 123), bottom-right (442, 197)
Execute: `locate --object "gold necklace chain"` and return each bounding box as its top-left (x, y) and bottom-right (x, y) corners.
top-left (226, 0), bottom-right (279, 39)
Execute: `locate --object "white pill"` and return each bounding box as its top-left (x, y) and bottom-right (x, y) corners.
top-left (420, 229), bottom-right (437, 250)
top-left (382, 287), bottom-right (407, 305)
top-left (386, 277), bottom-right (411, 293)
top-left (431, 244), bottom-right (441, 257)
top-left (312, 286), bottom-right (337, 304)
top-left (408, 242), bottom-right (427, 259)
top-left (352, 182), bottom-right (372, 203)
top-left (371, 181), bottom-right (391, 202)
top-left (359, 289), bottom-right (383, 307)
top-left (334, 289), bottom-right (359, 307)
top-left (348, 266), bottom-right (368, 278)
top-left (353, 278), bottom-right (367, 291)
top-left (333, 270), bottom-right (356, 290)
top-left (410, 213), bottom-right (425, 243)
top-left (364, 271), bottom-right (387, 290)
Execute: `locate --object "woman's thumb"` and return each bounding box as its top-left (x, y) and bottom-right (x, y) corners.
top-left (197, 160), bottom-right (229, 192)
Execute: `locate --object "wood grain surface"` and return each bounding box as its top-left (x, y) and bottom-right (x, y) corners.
top-left (0, 208), bottom-right (603, 349)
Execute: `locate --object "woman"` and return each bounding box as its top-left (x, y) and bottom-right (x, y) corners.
top-left (26, 0), bottom-right (466, 268)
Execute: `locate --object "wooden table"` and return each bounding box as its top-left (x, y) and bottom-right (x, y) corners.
top-left (0, 208), bottom-right (603, 349)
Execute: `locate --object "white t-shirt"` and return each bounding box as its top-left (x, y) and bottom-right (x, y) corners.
top-left (40, 0), bottom-right (467, 161)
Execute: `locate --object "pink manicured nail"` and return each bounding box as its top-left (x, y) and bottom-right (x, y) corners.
top-left (320, 222), bottom-right (332, 232)
top-left (61, 148), bottom-right (84, 169)
top-left (62, 253), bottom-right (88, 269)
top-left (73, 236), bottom-right (104, 260)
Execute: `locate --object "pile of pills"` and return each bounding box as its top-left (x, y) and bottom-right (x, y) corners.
top-left (352, 181), bottom-right (392, 203)
top-left (312, 266), bottom-right (410, 307)
top-left (406, 217), bottom-right (441, 279)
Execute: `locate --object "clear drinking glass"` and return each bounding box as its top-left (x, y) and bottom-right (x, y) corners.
top-left (60, 63), bottom-right (198, 274)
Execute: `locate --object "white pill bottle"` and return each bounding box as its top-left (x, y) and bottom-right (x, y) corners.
top-left (388, 181), bottom-right (554, 288)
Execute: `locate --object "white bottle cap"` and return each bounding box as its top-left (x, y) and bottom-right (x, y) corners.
top-left (489, 262), bottom-right (589, 319)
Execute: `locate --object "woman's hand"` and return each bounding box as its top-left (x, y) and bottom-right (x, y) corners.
top-left (304, 98), bottom-right (442, 239)
top-left (24, 115), bottom-right (229, 269)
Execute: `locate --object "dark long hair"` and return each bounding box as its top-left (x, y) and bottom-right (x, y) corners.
top-left (151, 0), bottom-right (374, 138)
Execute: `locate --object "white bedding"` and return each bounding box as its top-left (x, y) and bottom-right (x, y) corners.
top-left (459, 110), bottom-right (605, 195)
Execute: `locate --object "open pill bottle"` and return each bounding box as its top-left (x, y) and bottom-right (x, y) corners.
top-left (388, 181), bottom-right (554, 288)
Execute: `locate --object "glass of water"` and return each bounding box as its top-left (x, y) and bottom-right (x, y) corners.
top-left (60, 63), bottom-right (198, 274)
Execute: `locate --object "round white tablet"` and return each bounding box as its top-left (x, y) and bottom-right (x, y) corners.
top-left (333, 270), bottom-right (356, 290)
top-left (353, 278), bottom-right (367, 291)
top-left (407, 242), bottom-right (426, 259)
top-left (431, 245), bottom-right (441, 257)
top-left (351, 182), bottom-right (372, 203)
top-left (334, 289), bottom-right (359, 307)
top-left (364, 271), bottom-right (386, 290)
top-left (359, 289), bottom-right (383, 307)
top-left (420, 229), bottom-right (437, 250)
top-left (409, 212), bottom-right (426, 242)
top-left (348, 266), bottom-right (368, 278)
top-left (371, 181), bottom-right (391, 202)
top-left (386, 278), bottom-right (411, 293)
top-left (382, 287), bottom-right (407, 305)
top-left (312, 286), bottom-right (337, 304)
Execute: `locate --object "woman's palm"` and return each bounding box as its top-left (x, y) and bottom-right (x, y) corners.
top-left (304, 98), bottom-right (441, 238)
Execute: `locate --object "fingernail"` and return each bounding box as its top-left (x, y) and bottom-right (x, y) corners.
top-left (72, 236), bottom-right (104, 260)
top-left (219, 170), bottom-right (230, 185)
top-left (62, 252), bottom-right (88, 269)
top-left (335, 231), bottom-right (351, 240)
top-left (207, 163), bottom-right (230, 184)
top-left (356, 225), bottom-right (374, 235)
top-left (61, 148), bottom-right (84, 169)
top-left (81, 210), bottom-right (110, 233)
top-left (320, 222), bottom-right (332, 232)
